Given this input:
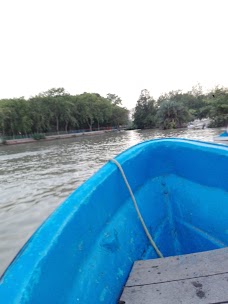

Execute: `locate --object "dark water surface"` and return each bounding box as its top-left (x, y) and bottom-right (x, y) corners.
top-left (0, 128), bottom-right (225, 275)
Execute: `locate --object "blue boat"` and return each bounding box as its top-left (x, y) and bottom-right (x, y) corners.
top-left (214, 130), bottom-right (228, 142)
top-left (1, 139), bottom-right (228, 303)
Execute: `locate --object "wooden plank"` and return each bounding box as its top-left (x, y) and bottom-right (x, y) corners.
top-left (126, 248), bottom-right (228, 286)
top-left (120, 248), bottom-right (228, 304)
top-left (121, 272), bottom-right (228, 304)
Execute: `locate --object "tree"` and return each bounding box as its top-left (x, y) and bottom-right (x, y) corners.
top-left (77, 93), bottom-right (97, 131)
top-left (133, 89), bottom-right (156, 129)
top-left (93, 97), bottom-right (112, 129)
top-left (39, 87), bottom-right (68, 98)
top-left (185, 84), bottom-right (205, 119)
top-left (156, 100), bottom-right (190, 129)
top-left (206, 86), bottom-right (228, 127)
top-left (0, 98), bottom-right (32, 137)
top-left (60, 97), bottom-right (78, 132)
top-left (29, 97), bottom-right (51, 133)
top-left (39, 88), bottom-right (70, 133)
top-left (0, 89), bottom-right (128, 136)
top-left (157, 88), bottom-right (207, 120)
top-left (0, 101), bottom-right (11, 136)
top-left (107, 93), bottom-right (122, 105)
top-left (157, 90), bottom-right (183, 106)
top-left (111, 105), bottom-right (129, 128)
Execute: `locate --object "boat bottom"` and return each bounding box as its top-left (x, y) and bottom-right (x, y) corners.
top-left (127, 173), bottom-right (228, 259)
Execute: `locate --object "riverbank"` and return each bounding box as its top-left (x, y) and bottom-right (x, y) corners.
top-left (0, 129), bottom-right (118, 146)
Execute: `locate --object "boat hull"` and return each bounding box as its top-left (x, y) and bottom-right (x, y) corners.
top-left (0, 139), bottom-right (228, 303)
top-left (214, 136), bottom-right (228, 141)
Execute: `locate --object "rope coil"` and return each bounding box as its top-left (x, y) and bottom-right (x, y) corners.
top-left (110, 158), bottom-right (163, 258)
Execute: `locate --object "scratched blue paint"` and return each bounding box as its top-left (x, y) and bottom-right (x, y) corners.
top-left (0, 139), bottom-right (228, 303)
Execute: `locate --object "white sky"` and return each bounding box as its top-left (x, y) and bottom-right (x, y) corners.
top-left (0, 0), bottom-right (227, 109)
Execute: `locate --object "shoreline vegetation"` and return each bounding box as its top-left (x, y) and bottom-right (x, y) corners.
top-left (1, 84), bottom-right (228, 146)
top-left (133, 85), bottom-right (228, 130)
top-left (0, 88), bottom-right (129, 145)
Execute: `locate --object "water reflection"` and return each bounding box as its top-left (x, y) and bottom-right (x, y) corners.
top-left (0, 128), bottom-right (226, 275)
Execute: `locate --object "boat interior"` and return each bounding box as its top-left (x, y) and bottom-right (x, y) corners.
top-left (1, 139), bottom-right (228, 303)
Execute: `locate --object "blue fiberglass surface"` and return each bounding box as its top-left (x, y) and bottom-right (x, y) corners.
top-left (0, 139), bottom-right (228, 304)
top-left (220, 131), bottom-right (228, 137)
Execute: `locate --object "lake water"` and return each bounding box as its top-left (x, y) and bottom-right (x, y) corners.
top-left (0, 128), bottom-right (225, 275)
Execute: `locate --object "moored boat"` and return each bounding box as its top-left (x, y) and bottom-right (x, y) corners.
top-left (214, 130), bottom-right (228, 141)
top-left (187, 118), bottom-right (211, 130)
top-left (0, 139), bottom-right (228, 303)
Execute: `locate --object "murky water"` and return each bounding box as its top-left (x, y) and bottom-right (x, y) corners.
top-left (0, 128), bottom-right (226, 275)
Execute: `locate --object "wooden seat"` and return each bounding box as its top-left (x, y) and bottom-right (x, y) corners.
top-left (120, 248), bottom-right (228, 304)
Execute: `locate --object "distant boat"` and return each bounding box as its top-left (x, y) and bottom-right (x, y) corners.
top-left (0, 139), bottom-right (228, 303)
top-left (214, 130), bottom-right (228, 141)
top-left (187, 118), bottom-right (211, 130)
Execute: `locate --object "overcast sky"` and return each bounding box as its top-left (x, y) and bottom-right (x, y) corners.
top-left (0, 0), bottom-right (227, 109)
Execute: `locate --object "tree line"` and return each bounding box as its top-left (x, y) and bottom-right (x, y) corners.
top-left (1, 85), bottom-right (227, 137)
top-left (133, 85), bottom-right (228, 129)
top-left (0, 88), bottom-right (129, 137)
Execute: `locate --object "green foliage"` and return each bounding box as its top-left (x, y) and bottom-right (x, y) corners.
top-left (107, 93), bottom-right (122, 105)
top-left (133, 89), bottom-right (157, 129)
top-left (0, 98), bottom-right (33, 136)
top-left (157, 86), bottom-right (205, 120)
top-left (206, 87), bottom-right (228, 127)
top-left (32, 133), bottom-right (46, 140)
top-left (2, 84), bottom-right (227, 135)
top-left (111, 105), bottom-right (129, 128)
top-left (133, 85), bottom-right (228, 130)
top-left (0, 89), bottom-right (129, 136)
top-left (156, 101), bottom-right (189, 129)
